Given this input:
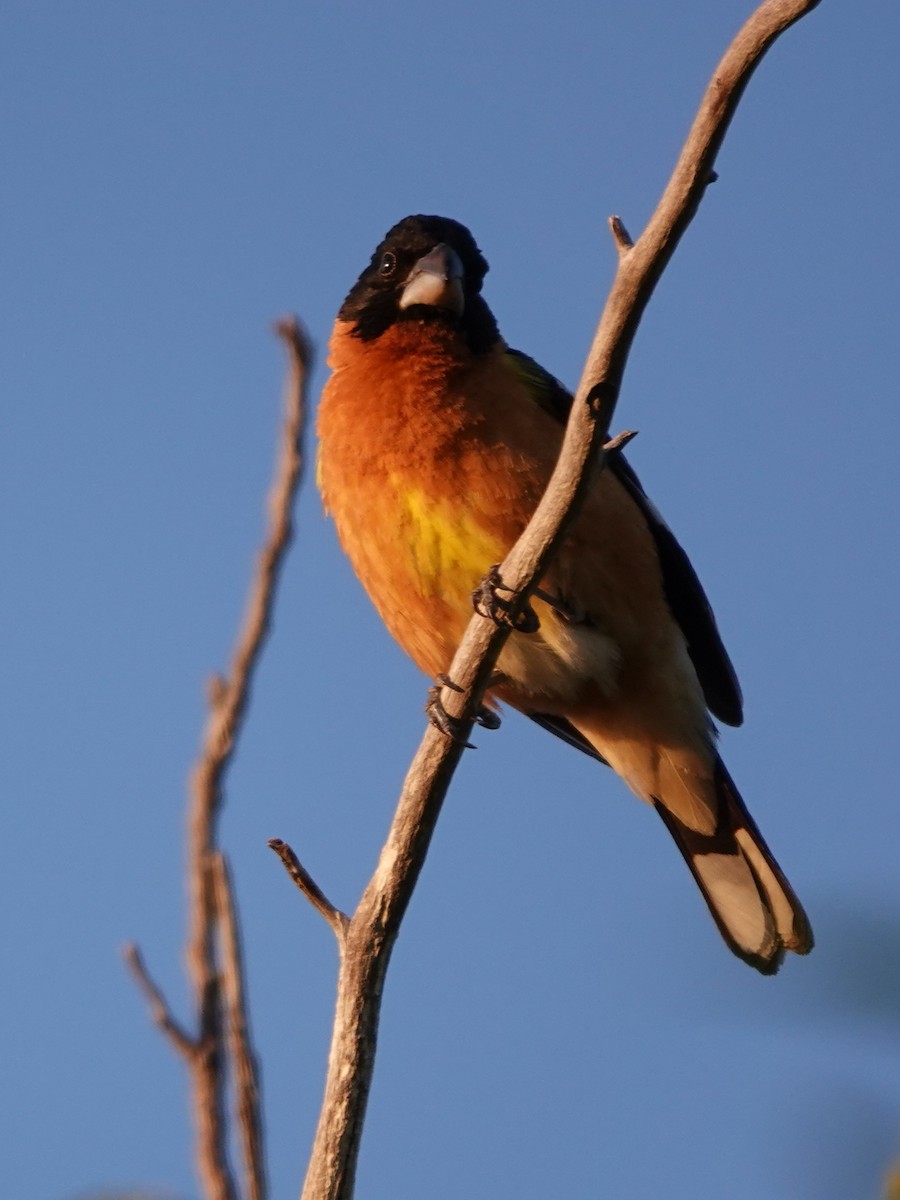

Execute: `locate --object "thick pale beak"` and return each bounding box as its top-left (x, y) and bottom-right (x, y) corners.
top-left (398, 243), bottom-right (465, 316)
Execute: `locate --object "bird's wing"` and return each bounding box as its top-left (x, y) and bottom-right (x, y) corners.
top-left (526, 712), bottom-right (609, 764)
top-left (506, 347), bottom-right (575, 425)
top-left (506, 349), bottom-right (743, 727)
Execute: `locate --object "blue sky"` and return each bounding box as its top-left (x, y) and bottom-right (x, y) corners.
top-left (4, 3), bottom-right (900, 1198)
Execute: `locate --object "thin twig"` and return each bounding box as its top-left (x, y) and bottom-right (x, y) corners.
top-left (268, 839), bottom-right (349, 942)
top-left (123, 943), bottom-right (196, 1059)
top-left (212, 853), bottom-right (268, 1200)
top-left (296, 4), bottom-right (821, 1198)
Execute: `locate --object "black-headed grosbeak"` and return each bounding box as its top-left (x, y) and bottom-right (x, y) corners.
top-left (317, 214), bottom-right (812, 973)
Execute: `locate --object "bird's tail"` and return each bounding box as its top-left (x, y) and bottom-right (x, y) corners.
top-left (654, 757), bottom-right (813, 973)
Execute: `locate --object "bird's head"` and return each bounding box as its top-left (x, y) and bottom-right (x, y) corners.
top-left (337, 215), bottom-right (500, 354)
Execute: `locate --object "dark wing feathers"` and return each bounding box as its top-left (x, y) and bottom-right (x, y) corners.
top-left (527, 713), bottom-right (609, 764)
top-left (607, 450), bottom-right (743, 727)
top-left (506, 348), bottom-right (574, 425)
top-left (506, 349), bottom-right (743, 728)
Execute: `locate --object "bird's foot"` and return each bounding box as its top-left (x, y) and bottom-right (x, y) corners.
top-left (472, 565), bottom-right (539, 633)
top-left (425, 675), bottom-right (501, 746)
top-left (426, 675), bottom-right (475, 748)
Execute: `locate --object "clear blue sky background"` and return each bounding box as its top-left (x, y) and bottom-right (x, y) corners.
top-left (4, 3), bottom-right (900, 1198)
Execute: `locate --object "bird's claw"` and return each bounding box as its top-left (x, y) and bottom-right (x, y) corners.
top-left (472, 565), bottom-right (539, 634)
top-left (426, 675), bottom-right (476, 748)
top-left (425, 675), bottom-right (501, 746)
top-left (475, 707), bottom-right (501, 731)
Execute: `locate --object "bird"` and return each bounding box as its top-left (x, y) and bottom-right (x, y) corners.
top-left (316, 213), bottom-right (812, 974)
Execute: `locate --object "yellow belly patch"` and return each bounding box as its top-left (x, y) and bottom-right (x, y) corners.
top-left (393, 479), bottom-right (505, 603)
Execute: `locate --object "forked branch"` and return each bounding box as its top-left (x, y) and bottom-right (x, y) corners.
top-left (127, 318), bottom-right (311, 1200)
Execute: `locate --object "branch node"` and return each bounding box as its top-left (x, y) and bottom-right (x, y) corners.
top-left (584, 380), bottom-right (619, 425)
top-left (267, 839), bottom-right (349, 940)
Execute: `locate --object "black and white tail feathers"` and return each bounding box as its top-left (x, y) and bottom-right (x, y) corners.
top-left (654, 758), bottom-right (813, 974)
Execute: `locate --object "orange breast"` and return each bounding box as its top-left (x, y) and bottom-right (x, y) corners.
top-left (318, 320), bottom-right (552, 675)
top-left (317, 318), bottom-right (675, 695)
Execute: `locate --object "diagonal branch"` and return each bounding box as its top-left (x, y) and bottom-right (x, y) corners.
top-left (293, 3), bottom-right (822, 1199)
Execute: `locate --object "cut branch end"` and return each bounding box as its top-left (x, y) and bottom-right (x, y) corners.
top-left (609, 214), bottom-right (634, 254)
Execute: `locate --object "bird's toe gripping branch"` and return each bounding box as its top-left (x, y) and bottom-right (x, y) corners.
top-left (426, 674), bottom-right (501, 748)
top-left (472, 564), bottom-right (540, 634)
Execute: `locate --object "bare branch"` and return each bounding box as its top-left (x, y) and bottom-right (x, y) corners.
top-left (212, 853), bottom-right (268, 1200)
top-left (186, 317), bottom-right (310, 1199)
top-left (297, 4), bottom-right (821, 1198)
top-left (574, 0), bottom-right (823, 414)
top-left (128, 319), bottom-right (311, 1200)
top-left (268, 839), bottom-right (349, 941)
top-left (189, 316), bottom-right (310, 829)
top-left (123, 943), bottom-right (196, 1060)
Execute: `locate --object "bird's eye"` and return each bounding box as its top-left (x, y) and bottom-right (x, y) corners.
top-left (378, 251), bottom-right (397, 277)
